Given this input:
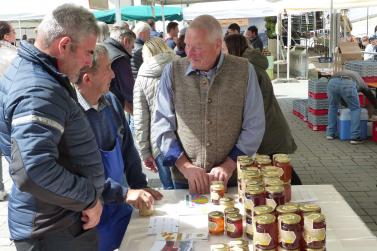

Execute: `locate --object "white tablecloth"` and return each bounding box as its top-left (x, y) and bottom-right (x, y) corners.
top-left (119, 185), bottom-right (377, 251)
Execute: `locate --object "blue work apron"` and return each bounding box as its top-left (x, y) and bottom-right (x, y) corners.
top-left (97, 109), bottom-right (133, 251)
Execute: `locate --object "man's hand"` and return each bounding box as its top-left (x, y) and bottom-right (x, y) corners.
top-left (142, 187), bottom-right (163, 200)
top-left (176, 155), bottom-right (209, 195)
top-left (208, 157), bottom-right (236, 192)
top-left (81, 199), bottom-right (103, 230)
top-left (143, 156), bottom-right (158, 173)
top-left (125, 189), bottom-right (154, 209)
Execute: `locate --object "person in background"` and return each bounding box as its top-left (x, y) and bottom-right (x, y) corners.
top-left (361, 36), bottom-right (374, 61)
top-left (153, 15), bottom-right (265, 194)
top-left (165, 21), bottom-right (179, 50)
top-left (134, 38), bottom-right (176, 190)
top-left (0, 4), bottom-right (104, 250)
top-left (75, 44), bottom-right (162, 251)
top-left (227, 23), bottom-right (240, 35)
top-left (326, 70), bottom-right (377, 144)
top-left (175, 27), bottom-right (186, 58)
top-left (97, 21), bottom-right (110, 43)
top-left (131, 21), bottom-right (151, 81)
top-left (245, 25), bottom-right (263, 51)
top-left (0, 20), bottom-right (17, 201)
top-left (224, 34), bottom-right (301, 185)
top-left (147, 19), bottom-right (162, 38)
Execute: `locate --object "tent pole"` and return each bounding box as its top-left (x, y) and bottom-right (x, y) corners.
top-left (367, 7), bottom-right (369, 35)
top-left (277, 13), bottom-right (281, 80)
top-left (116, 0), bottom-right (121, 22)
top-left (287, 13), bottom-right (291, 80)
top-left (329, 0), bottom-right (333, 58)
top-left (18, 19), bottom-right (21, 46)
top-left (162, 2), bottom-right (166, 37)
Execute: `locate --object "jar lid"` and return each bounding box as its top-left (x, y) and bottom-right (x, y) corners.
top-left (278, 248), bottom-right (298, 251)
top-left (209, 211), bottom-right (224, 219)
top-left (255, 154), bottom-right (270, 159)
top-left (255, 213), bottom-right (276, 224)
top-left (276, 156), bottom-right (291, 163)
top-left (265, 185), bottom-right (284, 194)
top-left (245, 180), bottom-right (263, 188)
top-left (227, 213), bottom-right (242, 221)
top-left (211, 180), bottom-right (224, 185)
top-left (224, 207), bottom-right (240, 214)
top-left (300, 203), bottom-right (321, 213)
top-left (256, 158), bottom-right (272, 165)
top-left (254, 205), bottom-right (274, 215)
top-left (211, 184), bottom-right (224, 190)
top-left (245, 185), bottom-right (264, 195)
top-left (278, 213), bottom-right (301, 224)
top-left (305, 249), bottom-right (325, 251)
top-left (272, 153), bottom-right (288, 160)
top-left (237, 155), bottom-right (254, 162)
top-left (265, 178), bottom-right (284, 187)
top-left (210, 243), bottom-right (228, 251)
top-left (243, 172), bottom-right (261, 180)
top-left (276, 204), bottom-right (299, 214)
top-left (228, 239), bottom-right (249, 247)
top-left (262, 169), bottom-right (281, 178)
top-left (220, 196), bottom-right (234, 205)
top-left (304, 212), bottom-right (325, 223)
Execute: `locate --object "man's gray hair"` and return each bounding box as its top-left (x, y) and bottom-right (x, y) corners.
top-left (97, 21), bottom-right (110, 42)
top-left (188, 15), bottom-right (223, 42)
top-left (76, 44), bottom-right (108, 85)
top-left (37, 3), bottom-right (99, 47)
top-left (110, 23), bottom-right (136, 43)
top-left (133, 21), bottom-right (151, 37)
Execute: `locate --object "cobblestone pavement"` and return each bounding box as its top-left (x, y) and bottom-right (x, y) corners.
top-left (0, 81), bottom-right (376, 250)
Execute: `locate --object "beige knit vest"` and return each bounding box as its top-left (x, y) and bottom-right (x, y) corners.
top-left (171, 54), bottom-right (249, 184)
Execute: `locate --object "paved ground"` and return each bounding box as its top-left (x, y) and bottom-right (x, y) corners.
top-left (0, 80), bottom-right (376, 250)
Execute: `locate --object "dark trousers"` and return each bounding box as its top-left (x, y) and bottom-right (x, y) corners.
top-left (14, 222), bottom-right (98, 251)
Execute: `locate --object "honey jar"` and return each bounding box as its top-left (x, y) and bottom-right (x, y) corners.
top-left (261, 165), bottom-right (284, 178)
top-left (208, 211), bottom-right (224, 235)
top-left (244, 185), bottom-right (265, 215)
top-left (265, 185), bottom-right (285, 210)
top-left (237, 157), bottom-right (254, 202)
top-left (220, 196), bottom-right (235, 211)
top-left (254, 214), bottom-right (278, 250)
top-left (224, 207), bottom-right (240, 217)
top-left (211, 243), bottom-right (228, 251)
top-left (226, 213), bottom-right (243, 238)
top-left (303, 213), bottom-right (326, 250)
top-left (299, 204), bottom-right (321, 225)
top-left (272, 153), bottom-right (289, 165)
top-left (278, 213), bottom-right (301, 250)
top-left (139, 202), bottom-right (154, 217)
top-left (211, 181), bottom-right (225, 205)
top-left (274, 157), bottom-right (292, 183)
top-left (276, 204), bottom-right (299, 216)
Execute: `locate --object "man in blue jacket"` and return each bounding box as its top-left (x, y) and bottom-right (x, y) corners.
top-left (75, 44), bottom-right (163, 251)
top-left (0, 4), bottom-right (104, 250)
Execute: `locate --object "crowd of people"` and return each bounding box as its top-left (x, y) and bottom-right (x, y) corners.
top-left (0, 4), bottom-right (300, 251)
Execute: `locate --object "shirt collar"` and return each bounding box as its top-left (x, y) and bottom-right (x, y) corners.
top-left (185, 53), bottom-right (224, 79)
top-left (75, 89), bottom-right (110, 112)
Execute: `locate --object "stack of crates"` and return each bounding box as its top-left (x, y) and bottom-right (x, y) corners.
top-left (307, 78), bottom-right (329, 131)
top-left (292, 99), bottom-right (308, 122)
top-left (345, 61), bottom-right (377, 83)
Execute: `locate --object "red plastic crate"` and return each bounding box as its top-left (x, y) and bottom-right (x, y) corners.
top-left (308, 91), bottom-right (328, 99)
top-left (308, 107), bottom-right (328, 115)
top-left (293, 110), bottom-right (301, 117)
top-left (307, 122), bottom-right (327, 131)
top-left (359, 93), bottom-right (369, 107)
top-left (373, 121), bottom-right (377, 143)
top-left (362, 76), bottom-right (377, 83)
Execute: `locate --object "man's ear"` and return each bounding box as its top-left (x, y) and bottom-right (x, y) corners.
top-left (82, 73), bottom-right (91, 85)
top-left (57, 36), bottom-right (72, 55)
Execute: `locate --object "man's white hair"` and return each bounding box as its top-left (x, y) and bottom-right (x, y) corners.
top-left (110, 22), bottom-right (136, 43)
top-left (132, 21), bottom-right (151, 38)
top-left (37, 3), bottom-right (99, 47)
top-left (188, 15), bottom-right (223, 42)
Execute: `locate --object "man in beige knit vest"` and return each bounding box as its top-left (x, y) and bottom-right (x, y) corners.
top-left (153, 15), bottom-right (265, 194)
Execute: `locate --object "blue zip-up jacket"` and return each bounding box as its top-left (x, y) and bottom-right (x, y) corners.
top-left (0, 41), bottom-right (105, 240)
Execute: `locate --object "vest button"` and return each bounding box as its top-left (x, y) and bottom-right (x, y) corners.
top-left (200, 79), bottom-right (207, 85)
top-left (208, 98), bottom-right (212, 104)
top-left (206, 120), bottom-right (211, 125)
top-left (206, 142), bottom-right (211, 146)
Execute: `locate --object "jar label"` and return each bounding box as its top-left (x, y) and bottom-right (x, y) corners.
top-left (227, 223), bottom-right (236, 233)
top-left (211, 191), bottom-right (220, 201)
top-left (254, 231), bottom-right (272, 246)
top-left (246, 223), bottom-right (253, 235)
top-left (266, 198), bottom-right (277, 209)
top-left (209, 221), bottom-right (218, 231)
top-left (244, 199), bottom-right (254, 210)
top-left (304, 228), bottom-right (326, 242)
top-left (279, 229), bottom-right (296, 244)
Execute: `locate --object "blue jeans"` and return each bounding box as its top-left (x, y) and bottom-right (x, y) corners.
top-left (326, 77), bottom-right (361, 139)
top-left (155, 154), bottom-right (174, 190)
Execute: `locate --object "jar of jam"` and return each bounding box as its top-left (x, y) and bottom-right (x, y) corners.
top-left (226, 213), bottom-right (243, 238)
top-left (272, 153), bottom-right (289, 165)
top-left (262, 165), bottom-right (284, 178)
top-left (278, 213), bottom-right (301, 250)
top-left (211, 181), bottom-right (225, 205)
top-left (275, 157), bottom-right (292, 183)
top-left (208, 211), bottom-right (224, 235)
top-left (246, 214), bottom-right (253, 239)
top-left (237, 158), bottom-right (254, 202)
top-left (244, 186), bottom-right (265, 215)
top-left (265, 185), bottom-right (285, 210)
top-left (303, 213), bottom-right (326, 249)
top-left (228, 239), bottom-right (249, 250)
top-left (283, 182), bottom-right (291, 202)
top-left (224, 207), bottom-right (240, 217)
top-left (276, 204), bottom-right (299, 216)
top-left (220, 196), bottom-right (235, 211)
top-left (210, 243), bottom-right (228, 251)
top-left (254, 214), bottom-right (278, 250)
top-left (242, 169), bottom-right (262, 193)
top-left (299, 204), bottom-right (321, 226)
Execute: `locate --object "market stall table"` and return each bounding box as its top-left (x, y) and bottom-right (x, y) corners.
top-left (119, 185), bottom-right (377, 251)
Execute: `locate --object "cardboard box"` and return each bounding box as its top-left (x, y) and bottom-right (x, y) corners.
top-left (338, 42), bottom-right (363, 64)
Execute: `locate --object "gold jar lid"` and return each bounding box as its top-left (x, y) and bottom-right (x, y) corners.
top-left (304, 212), bottom-right (325, 223)
top-left (255, 213), bottom-right (276, 224)
top-left (237, 155), bottom-right (254, 162)
top-left (228, 239), bottom-right (249, 247)
top-left (254, 205), bottom-right (274, 215)
top-left (243, 172), bottom-right (261, 181)
top-left (263, 169), bottom-right (282, 178)
top-left (224, 207), bottom-right (240, 215)
top-left (265, 178), bottom-right (284, 187)
top-left (256, 158), bottom-right (272, 165)
top-left (245, 180), bottom-right (263, 188)
top-left (265, 185), bottom-right (284, 194)
top-left (305, 248), bottom-right (325, 251)
top-left (211, 180), bottom-right (224, 185)
top-left (209, 211), bottom-right (224, 219)
top-left (255, 154), bottom-right (270, 159)
top-left (211, 243), bottom-right (228, 251)
top-left (300, 203), bottom-right (321, 213)
top-left (276, 204), bottom-right (299, 214)
top-left (275, 156), bottom-right (291, 163)
top-left (278, 248), bottom-right (298, 251)
top-left (220, 196), bottom-right (234, 205)
top-left (272, 153), bottom-right (288, 160)
top-left (245, 185), bottom-right (264, 195)
top-left (278, 213), bottom-right (301, 224)
top-left (261, 165), bottom-right (280, 172)
top-left (211, 183), bottom-right (224, 191)
top-left (227, 213), bottom-right (242, 221)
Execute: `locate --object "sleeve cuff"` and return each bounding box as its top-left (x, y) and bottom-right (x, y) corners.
top-left (163, 140), bottom-right (183, 166)
top-left (228, 146), bottom-right (246, 162)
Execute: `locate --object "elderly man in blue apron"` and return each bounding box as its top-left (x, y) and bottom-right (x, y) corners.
top-left (75, 44), bottom-right (163, 251)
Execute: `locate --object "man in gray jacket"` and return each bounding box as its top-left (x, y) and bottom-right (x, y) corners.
top-left (0, 4), bottom-right (104, 250)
